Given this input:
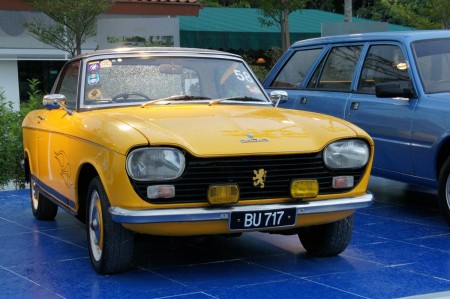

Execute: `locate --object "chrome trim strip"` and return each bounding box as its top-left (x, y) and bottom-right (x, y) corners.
top-left (109, 193), bottom-right (373, 224)
top-left (32, 175), bottom-right (77, 213)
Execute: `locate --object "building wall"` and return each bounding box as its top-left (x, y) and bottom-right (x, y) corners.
top-left (0, 60), bottom-right (20, 110)
top-left (0, 10), bottom-right (180, 109)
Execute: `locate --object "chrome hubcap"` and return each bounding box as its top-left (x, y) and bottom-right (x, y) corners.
top-left (90, 219), bottom-right (99, 245)
top-left (88, 190), bottom-right (102, 261)
top-left (31, 180), bottom-right (39, 210)
top-left (446, 174), bottom-right (450, 209)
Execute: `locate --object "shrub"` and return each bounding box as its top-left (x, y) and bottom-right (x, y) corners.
top-left (0, 79), bottom-right (42, 190)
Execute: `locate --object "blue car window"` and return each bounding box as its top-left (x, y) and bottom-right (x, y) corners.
top-left (357, 45), bottom-right (411, 94)
top-left (413, 38), bottom-right (450, 94)
top-left (307, 46), bottom-right (362, 91)
top-left (270, 48), bottom-right (322, 88)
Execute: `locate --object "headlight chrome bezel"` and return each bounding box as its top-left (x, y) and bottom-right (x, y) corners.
top-left (126, 147), bottom-right (186, 181)
top-left (323, 139), bottom-right (370, 170)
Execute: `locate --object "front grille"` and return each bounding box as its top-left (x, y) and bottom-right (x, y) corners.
top-left (130, 152), bottom-right (365, 204)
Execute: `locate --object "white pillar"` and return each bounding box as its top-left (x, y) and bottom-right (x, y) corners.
top-left (0, 60), bottom-right (20, 110)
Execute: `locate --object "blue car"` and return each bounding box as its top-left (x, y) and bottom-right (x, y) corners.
top-left (264, 30), bottom-right (450, 225)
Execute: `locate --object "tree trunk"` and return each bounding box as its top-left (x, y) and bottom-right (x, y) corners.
top-left (76, 33), bottom-right (82, 56)
top-left (284, 8), bottom-right (290, 51)
top-left (344, 0), bottom-right (352, 22)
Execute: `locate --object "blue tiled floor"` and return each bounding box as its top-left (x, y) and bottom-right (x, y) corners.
top-left (0, 177), bottom-right (449, 299)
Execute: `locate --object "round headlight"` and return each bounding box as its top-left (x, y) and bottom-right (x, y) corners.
top-left (126, 148), bottom-right (185, 181)
top-left (324, 139), bottom-right (369, 169)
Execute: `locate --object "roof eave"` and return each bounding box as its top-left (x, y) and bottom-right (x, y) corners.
top-left (106, 1), bottom-right (201, 16)
top-left (0, 0), bottom-right (202, 17)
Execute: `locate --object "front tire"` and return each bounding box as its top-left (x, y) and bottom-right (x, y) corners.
top-left (438, 157), bottom-right (450, 226)
top-left (86, 176), bottom-right (134, 274)
top-left (30, 176), bottom-right (58, 220)
top-left (298, 215), bottom-right (353, 256)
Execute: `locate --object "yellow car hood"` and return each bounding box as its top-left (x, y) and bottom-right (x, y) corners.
top-left (108, 104), bottom-right (363, 157)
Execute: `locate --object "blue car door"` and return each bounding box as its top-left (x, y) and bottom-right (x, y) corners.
top-left (345, 43), bottom-right (417, 175)
top-left (266, 44), bottom-right (363, 119)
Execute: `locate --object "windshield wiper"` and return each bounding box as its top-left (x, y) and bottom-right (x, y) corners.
top-left (141, 95), bottom-right (211, 107)
top-left (208, 96), bottom-right (266, 106)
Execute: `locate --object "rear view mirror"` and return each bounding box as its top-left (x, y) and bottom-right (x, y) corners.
top-left (159, 64), bottom-right (183, 74)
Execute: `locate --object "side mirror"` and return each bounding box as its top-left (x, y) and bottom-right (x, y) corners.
top-left (375, 82), bottom-right (415, 99)
top-left (269, 90), bottom-right (288, 107)
top-left (43, 94), bottom-right (73, 115)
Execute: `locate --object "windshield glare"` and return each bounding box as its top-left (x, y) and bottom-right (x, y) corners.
top-left (83, 56), bottom-right (268, 106)
top-left (413, 38), bottom-right (450, 94)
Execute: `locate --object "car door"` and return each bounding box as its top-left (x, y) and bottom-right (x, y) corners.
top-left (36, 60), bottom-right (80, 209)
top-left (345, 43), bottom-right (417, 175)
top-left (266, 44), bottom-right (364, 119)
top-left (264, 47), bottom-right (324, 110)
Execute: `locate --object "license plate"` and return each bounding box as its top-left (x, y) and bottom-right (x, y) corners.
top-left (229, 208), bottom-right (297, 230)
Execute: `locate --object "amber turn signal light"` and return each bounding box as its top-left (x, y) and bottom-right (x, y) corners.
top-left (290, 179), bottom-right (319, 199)
top-left (207, 184), bottom-right (239, 205)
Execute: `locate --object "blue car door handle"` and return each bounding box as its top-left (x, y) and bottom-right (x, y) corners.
top-left (351, 102), bottom-right (360, 110)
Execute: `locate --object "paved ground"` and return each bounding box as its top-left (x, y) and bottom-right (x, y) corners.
top-left (0, 177), bottom-right (449, 299)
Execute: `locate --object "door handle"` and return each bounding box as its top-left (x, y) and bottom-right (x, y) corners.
top-left (300, 97), bottom-right (308, 104)
top-left (350, 102), bottom-right (360, 110)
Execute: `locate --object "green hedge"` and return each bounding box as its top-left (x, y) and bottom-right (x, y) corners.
top-left (0, 79), bottom-right (42, 190)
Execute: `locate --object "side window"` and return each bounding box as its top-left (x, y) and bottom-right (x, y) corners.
top-left (307, 46), bottom-right (362, 91)
top-left (413, 38), bottom-right (450, 93)
top-left (357, 45), bottom-right (411, 94)
top-left (270, 48), bottom-right (322, 88)
top-left (56, 61), bottom-right (80, 108)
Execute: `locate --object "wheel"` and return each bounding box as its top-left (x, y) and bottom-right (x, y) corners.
top-left (438, 157), bottom-right (450, 226)
top-left (30, 176), bottom-right (58, 220)
top-left (86, 176), bottom-right (134, 274)
top-left (298, 215), bottom-right (353, 256)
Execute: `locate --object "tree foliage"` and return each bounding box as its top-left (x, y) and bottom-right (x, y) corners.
top-left (23, 0), bottom-right (115, 57)
top-left (0, 79), bottom-right (43, 190)
top-left (257, 0), bottom-right (306, 51)
top-left (200, 0), bottom-right (449, 30)
top-left (356, 0), bottom-right (450, 29)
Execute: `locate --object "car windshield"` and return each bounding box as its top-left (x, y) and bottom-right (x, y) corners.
top-left (413, 38), bottom-right (450, 94)
top-left (83, 56), bottom-right (268, 107)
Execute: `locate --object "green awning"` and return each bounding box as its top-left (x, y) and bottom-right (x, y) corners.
top-left (179, 8), bottom-right (411, 50)
top-left (180, 31), bottom-right (319, 50)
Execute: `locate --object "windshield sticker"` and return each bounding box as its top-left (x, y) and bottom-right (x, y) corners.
top-left (87, 88), bottom-right (102, 100)
top-left (246, 84), bottom-right (262, 94)
top-left (220, 63), bottom-right (238, 84)
top-left (88, 73), bottom-right (99, 85)
top-left (100, 59), bottom-right (112, 68)
top-left (88, 62), bottom-right (100, 73)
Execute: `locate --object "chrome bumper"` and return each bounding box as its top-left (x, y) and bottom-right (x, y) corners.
top-left (109, 193), bottom-right (373, 224)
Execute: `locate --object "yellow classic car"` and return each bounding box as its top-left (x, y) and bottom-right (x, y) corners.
top-left (22, 48), bottom-right (374, 274)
